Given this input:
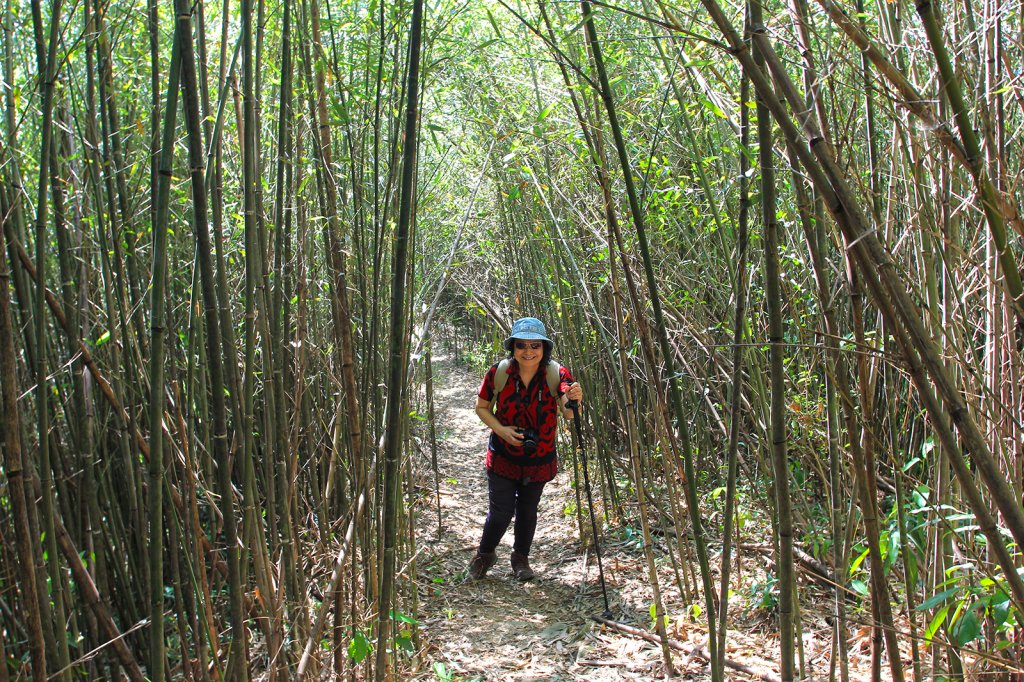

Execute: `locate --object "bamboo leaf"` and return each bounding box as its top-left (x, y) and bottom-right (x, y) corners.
top-left (951, 610), bottom-right (981, 647)
top-left (849, 546), bottom-right (870, 574)
top-left (924, 605), bottom-right (949, 645)
top-left (917, 587), bottom-right (958, 611)
top-left (348, 629), bottom-right (372, 663)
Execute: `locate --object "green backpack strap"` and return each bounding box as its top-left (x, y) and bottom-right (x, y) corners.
top-left (492, 359), bottom-right (561, 399)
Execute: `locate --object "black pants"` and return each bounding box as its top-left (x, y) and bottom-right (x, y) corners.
top-left (478, 469), bottom-right (546, 555)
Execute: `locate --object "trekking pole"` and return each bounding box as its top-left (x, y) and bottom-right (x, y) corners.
top-left (567, 399), bottom-right (613, 619)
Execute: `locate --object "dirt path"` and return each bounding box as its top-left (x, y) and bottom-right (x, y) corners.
top-left (414, 355), bottom-right (688, 681)
top-left (409, 355), bottom-right (881, 682)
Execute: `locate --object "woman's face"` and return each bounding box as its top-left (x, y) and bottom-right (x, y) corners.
top-left (513, 340), bottom-right (544, 369)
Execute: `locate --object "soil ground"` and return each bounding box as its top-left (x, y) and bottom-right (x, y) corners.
top-left (411, 355), bottom-right (802, 681)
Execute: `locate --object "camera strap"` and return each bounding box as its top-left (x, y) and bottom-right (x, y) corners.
top-left (489, 362), bottom-right (559, 467)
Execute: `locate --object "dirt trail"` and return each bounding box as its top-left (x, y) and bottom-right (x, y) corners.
top-left (414, 355), bottom-right (686, 681)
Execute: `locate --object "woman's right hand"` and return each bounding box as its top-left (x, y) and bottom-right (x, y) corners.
top-left (495, 424), bottom-right (525, 447)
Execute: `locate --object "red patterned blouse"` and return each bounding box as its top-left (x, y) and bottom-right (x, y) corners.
top-left (478, 359), bottom-right (574, 483)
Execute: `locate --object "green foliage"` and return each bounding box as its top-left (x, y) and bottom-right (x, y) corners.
top-left (619, 524), bottom-right (646, 551)
top-left (743, 574), bottom-right (779, 616)
top-left (347, 628), bottom-right (372, 663)
top-left (456, 339), bottom-right (496, 373)
top-left (649, 602), bottom-right (670, 630)
top-left (390, 609), bottom-right (417, 655)
top-left (433, 662), bottom-right (454, 682)
top-left (916, 568), bottom-right (1021, 648)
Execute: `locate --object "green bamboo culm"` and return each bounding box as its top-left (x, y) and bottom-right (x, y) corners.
top-left (239, 0), bottom-right (262, 658)
top-left (749, 4), bottom-right (795, 678)
top-left (269, 0), bottom-right (302, 660)
top-left (29, 0), bottom-right (70, 675)
top-left (0, 204), bottom-right (47, 681)
top-left (579, 3), bottom-right (720, 680)
top-left (174, 0), bottom-right (241, 670)
top-left (717, 70), bottom-right (750, 678)
top-left (575, 12), bottom-right (676, 675)
top-left (236, 0), bottom-right (259, 673)
top-left (146, 11), bottom-right (184, 680)
top-left (174, 0), bottom-right (247, 670)
top-left (376, 0), bottom-right (423, 678)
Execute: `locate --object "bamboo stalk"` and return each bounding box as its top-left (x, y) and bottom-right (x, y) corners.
top-left (29, 0), bottom-right (70, 673)
top-left (0, 193), bottom-right (47, 682)
top-left (717, 69), bottom-right (751, 678)
top-left (146, 13), bottom-right (184, 679)
top-left (580, 2), bottom-right (716, 677)
top-left (176, 0), bottom-right (247, 672)
top-left (749, 3), bottom-right (796, 676)
top-left (376, 1), bottom-right (423, 676)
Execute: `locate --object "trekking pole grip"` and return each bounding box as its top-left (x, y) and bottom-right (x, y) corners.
top-left (565, 395), bottom-right (581, 438)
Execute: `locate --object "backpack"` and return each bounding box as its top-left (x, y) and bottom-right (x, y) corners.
top-left (492, 358), bottom-right (562, 398)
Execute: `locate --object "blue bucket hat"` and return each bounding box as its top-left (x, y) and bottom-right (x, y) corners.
top-left (504, 317), bottom-right (553, 351)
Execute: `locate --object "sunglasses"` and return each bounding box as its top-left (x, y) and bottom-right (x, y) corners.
top-left (514, 341), bottom-right (544, 351)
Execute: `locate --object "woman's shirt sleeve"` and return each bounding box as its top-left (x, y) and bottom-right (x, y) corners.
top-left (478, 364), bottom-right (498, 401)
top-left (557, 365), bottom-right (574, 395)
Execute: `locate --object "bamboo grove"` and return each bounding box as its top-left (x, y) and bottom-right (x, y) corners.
top-left (1, 0), bottom-right (1023, 677)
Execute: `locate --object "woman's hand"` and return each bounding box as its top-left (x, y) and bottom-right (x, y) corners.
top-left (564, 382), bottom-right (583, 404)
top-left (561, 382), bottom-right (583, 419)
top-left (495, 424), bottom-right (525, 446)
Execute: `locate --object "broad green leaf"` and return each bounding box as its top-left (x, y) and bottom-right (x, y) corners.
top-left (348, 630), bottom-right (371, 663)
top-left (396, 630), bottom-right (415, 652)
top-left (917, 588), bottom-right (958, 611)
top-left (849, 547), bottom-right (870, 575)
top-left (433, 662), bottom-right (452, 682)
top-left (924, 604), bottom-right (949, 645)
top-left (994, 599), bottom-right (1010, 629)
top-left (390, 609), bottom-right (417, 624)
top-left (951, 610), bottom-right (981, 647)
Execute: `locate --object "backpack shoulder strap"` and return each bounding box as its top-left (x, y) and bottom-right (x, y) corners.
top-left (493, 359), bottom-right (511, 395)
top-left (494, 359), bottom-right (561, 398)
top-left (545, 361), bottom-right (562, 399)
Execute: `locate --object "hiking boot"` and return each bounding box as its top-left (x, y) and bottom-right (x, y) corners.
top-left (468, 551), bottom-right (496, 579)
top-left (510, 551), bottom-right (535, 581)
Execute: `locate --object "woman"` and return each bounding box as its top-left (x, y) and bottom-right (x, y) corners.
top-left (469, 317), bottom-right (583, 581)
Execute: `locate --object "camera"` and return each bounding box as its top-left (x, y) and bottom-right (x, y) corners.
top-left (517, 427), bottom-right (539, 454)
